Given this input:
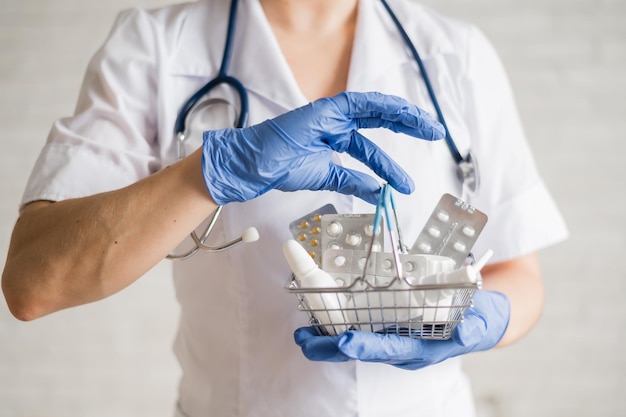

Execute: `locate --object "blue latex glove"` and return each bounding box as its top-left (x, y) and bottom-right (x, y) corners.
top-left (294, 290), bottom-right (510, 370)
top-left (202, 92), bottom-right (445, 205)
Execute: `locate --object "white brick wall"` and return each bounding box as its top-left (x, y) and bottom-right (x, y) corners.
top-left (0, 0), bottom-right (624, 416)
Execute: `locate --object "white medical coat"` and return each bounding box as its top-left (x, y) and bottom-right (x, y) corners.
top-left (22, 0), bottom-right (568, 416)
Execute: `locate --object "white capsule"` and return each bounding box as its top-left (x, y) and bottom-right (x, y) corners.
top-left (453, 241), bottom-right (466, 252)
top-left (437, 210), bottom-right (450, 222)
top-left (428, 226), bottom-right (441, 238)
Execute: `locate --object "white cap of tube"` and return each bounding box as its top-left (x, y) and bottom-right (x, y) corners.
top-left (444, 249), bottom-right (494, 285)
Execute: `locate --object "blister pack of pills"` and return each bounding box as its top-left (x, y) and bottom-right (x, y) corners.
top-left (321, 248), bottom-right (374, 288)
top-left (321, 213), bottom-right (384, 256)
top-left (288, 204), bottom-right (337, 265)
top-left (411, 194), bottom-right (488, 267)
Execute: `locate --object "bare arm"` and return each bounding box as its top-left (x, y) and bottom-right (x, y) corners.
top-left (1, 149), bottom-right (216, 321)
top-left (480, 252), bottom-right (544, 346)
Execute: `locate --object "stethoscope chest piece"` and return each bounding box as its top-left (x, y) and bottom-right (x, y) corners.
top-left (456, 151), bottom-right (480, 195)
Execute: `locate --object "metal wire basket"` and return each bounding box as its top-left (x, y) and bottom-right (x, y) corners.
top-left (286, 273), bottom-right (479, 340)
top-left (285, 192), bottom-right (488, 340)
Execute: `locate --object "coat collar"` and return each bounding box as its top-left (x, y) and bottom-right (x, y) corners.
top-left (168, 0), bottom-right (447, 110)
top-left (169, 0), bottom-right (306, 111)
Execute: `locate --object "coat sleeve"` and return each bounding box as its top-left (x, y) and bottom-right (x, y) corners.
top-left (21, 8), bottom-right (163, 207)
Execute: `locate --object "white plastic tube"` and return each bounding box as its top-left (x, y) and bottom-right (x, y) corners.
top-left (283, 240), bottom-right (349, 335)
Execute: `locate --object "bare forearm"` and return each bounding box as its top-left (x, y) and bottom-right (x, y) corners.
top-left (480, 252), bottom-right (544, 347)
top-left (2, 149), bottom-right (216, 320)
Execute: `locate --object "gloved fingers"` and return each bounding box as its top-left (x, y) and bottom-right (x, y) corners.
top-left (337, 331), bottom-right (427, 362)
top-left (355, 116), bottom-right (444, 141)
top-left (339, 131), bottom-right (415, 195)
top-left (320, 164), bottom-right (386, 205)
top-left (330, 92), bottom-right (445, 140)
top-left (451, 310), bottom-right (488, 347)
top-left (453, 290), bottom-right (511, 351)
top-left (294, 327), bottom-right (352, 362)
top-left (277, 155), bottom-right (397, 204)
top-left (294, 326), bottom-right (321, 345)
top-left (452, 290), bottom-right (510, 350)
top-left (272, 154), bottom-right (381, 204)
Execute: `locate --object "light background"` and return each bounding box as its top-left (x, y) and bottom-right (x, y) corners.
top-left (0, 0), bottom-right (624, 416)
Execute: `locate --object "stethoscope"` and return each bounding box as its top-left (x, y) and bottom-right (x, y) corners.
top-left (167, 0), bottom-right (479, 260)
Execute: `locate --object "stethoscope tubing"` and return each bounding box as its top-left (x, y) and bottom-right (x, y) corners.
top-left (174, 75), bottom-right (249, 135)
top-left (380, 0), bottom-right (463, 165)
top-left (174, 0), bottom-right (248, 136)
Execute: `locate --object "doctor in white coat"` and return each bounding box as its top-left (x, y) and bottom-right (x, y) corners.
top-left (2, 1), bottom-right (568, 416)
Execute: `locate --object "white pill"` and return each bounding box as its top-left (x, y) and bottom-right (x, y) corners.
top-left (437, 210), bottom-right (450, 222)
top-left (334, 256), bottom-right (347, 267)
top-left (382, 259), bottom-right (393, 270)
top-left (365, 241), bottom-right (381, 252)
top-left (462, 225), bottom-right (475, 237)
top-left (428, 227), bottom-right (441, 238)
top-left (453, 241), bottom-right (466, 252)
top-left (326, 222), bottom-right (342, 237)
top-left (328, 242), bottom-right (341, 250)
top-left (364, 224), bottom-right (375, 236)
top-left (417, 242), bottom-right (431, 253)
top-left (345, 233), bottom-right (361, 247)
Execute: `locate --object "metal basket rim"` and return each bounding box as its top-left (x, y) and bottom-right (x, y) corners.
top-left (284, 273), bottom-right (479, 293)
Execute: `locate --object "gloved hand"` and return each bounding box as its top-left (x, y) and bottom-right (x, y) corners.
top-left (294, 290), bottom-right (510, 370)
top-left (202, 91), bottom-right (445, 205)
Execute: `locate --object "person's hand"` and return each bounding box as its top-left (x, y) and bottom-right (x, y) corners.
top-left (293, 290), bottom-right (510, 370)
top-left (202, 91), bottom-right (444, 205)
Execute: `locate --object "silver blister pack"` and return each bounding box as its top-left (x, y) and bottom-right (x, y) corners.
top-left (322, 248), bottom-right (374, 288)
top-left (320, 213), bottom-right (384, 256)
top-left (288, 204), bottom-right (337, 265)
top-left (411, 193), bottom-right (487, 267)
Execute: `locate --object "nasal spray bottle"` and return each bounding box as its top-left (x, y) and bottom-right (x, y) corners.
top-left (283, 240), bottom-right (348, 335)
